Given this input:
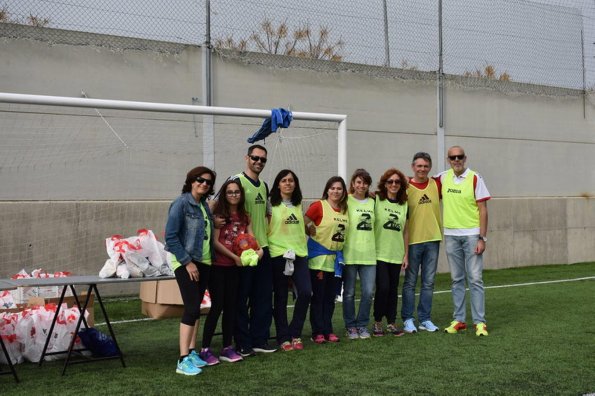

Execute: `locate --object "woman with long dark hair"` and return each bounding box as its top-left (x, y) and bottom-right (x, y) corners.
top-left (268, 169), bottom-right (311, 351)
top-left (199, 178), bottom-right (261, 365)
top-left (165, 166), bottom-right (216, 376)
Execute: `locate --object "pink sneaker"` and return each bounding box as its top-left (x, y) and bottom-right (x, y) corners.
top-left (291, 338), bottom-right (304, 350)
top-left (325, 333), bottom-right (340, 343)
top-left (311, 334), bottom-right (326, 344)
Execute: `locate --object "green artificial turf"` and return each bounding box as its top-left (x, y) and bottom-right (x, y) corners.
top-left (3, 262), bottom-right (594, 395)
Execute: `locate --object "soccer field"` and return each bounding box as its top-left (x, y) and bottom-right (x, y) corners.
top-left (3, 262), bottom-right (594, 395)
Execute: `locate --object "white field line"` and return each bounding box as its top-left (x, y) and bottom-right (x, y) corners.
top-left (96, 276), bottom-right (594, 327)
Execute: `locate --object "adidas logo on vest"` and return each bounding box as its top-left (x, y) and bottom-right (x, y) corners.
top-left (285, 213), bottom-right (300, 224)
top-left (418, 194), bottom-right (432, 204)
top-left (255, 192), bottom-right (265, 204)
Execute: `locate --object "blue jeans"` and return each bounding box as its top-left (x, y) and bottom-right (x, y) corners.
top-left (401, 241), bottom-right (439, 323)
top-left (445, 235), bottom-right (485, 324)
top-left (342, 265), bottom-right (376, 328)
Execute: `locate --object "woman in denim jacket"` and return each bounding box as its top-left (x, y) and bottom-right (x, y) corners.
top-left (165, 166), bottom-right (216, 376)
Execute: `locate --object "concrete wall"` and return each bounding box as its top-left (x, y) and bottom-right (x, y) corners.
top-left (1, 25), bottom-right (593, 295)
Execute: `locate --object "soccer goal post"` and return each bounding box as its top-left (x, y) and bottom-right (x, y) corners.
top-left (0, 92), bottom-right (347, 290)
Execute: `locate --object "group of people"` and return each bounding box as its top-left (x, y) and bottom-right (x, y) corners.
top-left (164, 144), bottom-right (491, 376)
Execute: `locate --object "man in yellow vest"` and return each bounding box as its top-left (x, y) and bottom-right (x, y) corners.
top-left (401, 152), bottom-right (442, 333)
top-left (234, 144), bottom-right (277, 355)
top-left (438, 146), bottom-right (490, 337)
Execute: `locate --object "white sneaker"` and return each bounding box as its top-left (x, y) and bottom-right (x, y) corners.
top-left (403, 318), bottom-right (418, 333)
top-left (419, 320), bottom-right (439, 332)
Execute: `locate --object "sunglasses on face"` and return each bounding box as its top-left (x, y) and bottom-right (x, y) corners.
top-left (448, 154), bottom-right (465, 161)
top-left (249, 155), bottom-right (267, 164)
top-left (195, 177), bottom-right (213, 186)
top-left (386, 179), bottom-right (401, 185)
top-left (226, 190), bottom-right (241, 196)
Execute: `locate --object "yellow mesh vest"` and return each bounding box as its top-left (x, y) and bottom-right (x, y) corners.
top-left (407, 179), bottom-right (442, 244)
top-left (343, 195), bottom-right (376, 265)
top-left (308, 200), bottom-right (348, 272)
top-left (442, 169), bottom-right (480, 229)
top-left (268, 203), bottom-right (308, 258)
top-left (237, 173), bottom-right (268, 247)
top-left (374, 196), bottom-right (407, 264)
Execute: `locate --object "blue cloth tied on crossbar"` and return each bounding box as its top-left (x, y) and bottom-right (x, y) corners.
top-left (247, 108), bottom-right (293, 143)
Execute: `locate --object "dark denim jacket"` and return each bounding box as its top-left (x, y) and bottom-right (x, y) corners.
top-left (164, 192), bottom-right (215, 265)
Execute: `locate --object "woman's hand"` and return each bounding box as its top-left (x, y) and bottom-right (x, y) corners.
top-left (401, 256), bottom-right (409, 270)
top-left (233, 255), bottom-right (242, 267)
top-left (186, 262), bottom-right (200, 282)
top-left (213, 215), bottom-right (226, 229)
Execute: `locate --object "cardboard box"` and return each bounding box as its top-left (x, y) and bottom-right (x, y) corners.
top-left (141, 301), bottom-right (185, 319)
top-left (140, 279), bottom-right (182, 305)
top-left (140, 280), bottom-right (209, 319)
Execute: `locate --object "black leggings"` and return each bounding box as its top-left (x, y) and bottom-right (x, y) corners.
top-left (373, 260), bottom-right (402, 323)
top-left (175, 263), bottom-right (210, 326)
top-left (202, 265), bottom-right (239, 348)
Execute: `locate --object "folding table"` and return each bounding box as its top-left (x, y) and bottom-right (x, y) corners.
top-left (0, 279), bottom-right (19, 382)
top-left (10, 275), bottom-right (174, 375)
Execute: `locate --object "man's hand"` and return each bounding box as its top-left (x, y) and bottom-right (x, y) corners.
top-left (475, 239), bottom-right (486, 255)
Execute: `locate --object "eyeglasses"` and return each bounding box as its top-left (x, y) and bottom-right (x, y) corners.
top-left (386, 179), bottom-right (401, 185)
top-left (448, 154), bottom-right (465, 161)
top-left (195, 177), bottom-right (213, 186)
top-left (226, 190), bottom-right (241, 196)
top-left (249, 155), bottom-right (267, 164)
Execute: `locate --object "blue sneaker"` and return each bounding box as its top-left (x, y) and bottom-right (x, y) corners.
top-left (188, 350), bottom-right (207, 368)
top-left (176, 356), bottom-right (202, 376)
top-left (419, 320), bottom-right (439, 332)
top-left (358, 327), bottom-right (371, 339)
top-left (346, 327), bottom-right (359, 340)
top-left (403, 318), bottom-right (418, 333)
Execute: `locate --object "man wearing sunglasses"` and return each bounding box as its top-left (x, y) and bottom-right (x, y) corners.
top-left (234, 144), bottom-right (277, 356)
top-left (438, 146), bottom-right (491, 337)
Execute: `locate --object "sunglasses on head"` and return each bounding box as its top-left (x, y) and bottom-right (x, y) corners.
top-left (448, 154), bottom-right (465, 161)
top-left (195, 176), bottom-right (213, 186)
top-left (249, 155), bottom-right (267, 164)
top-left (386, 179), bottom-right (401, 185)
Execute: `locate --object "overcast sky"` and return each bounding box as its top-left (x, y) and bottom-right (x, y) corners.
top-left (5, 0), bottom-right (592, 88)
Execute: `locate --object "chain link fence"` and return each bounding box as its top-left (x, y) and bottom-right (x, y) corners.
top-left (1, 0), bottom-right (594, 90)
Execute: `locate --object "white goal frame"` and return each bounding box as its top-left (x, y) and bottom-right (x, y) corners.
top-left (0, 92), bottom-right (348, 180)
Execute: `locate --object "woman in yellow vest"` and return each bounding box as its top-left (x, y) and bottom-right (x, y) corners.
top-left (304, 176), bottom-right (349, 344)
top-left (343, 169), bottom-right (377, 340)
top-left (268, 169), bottom-right (311, 351)
top-left (372, 168), bottom-right (409, 337)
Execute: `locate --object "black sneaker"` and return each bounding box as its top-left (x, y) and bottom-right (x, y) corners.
top-left (238, 347), bottom-right (256, 357)
top-left (253, 343), bottom-right (277, 353)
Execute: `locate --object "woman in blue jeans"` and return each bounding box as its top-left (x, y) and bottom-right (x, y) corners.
top-left (165, 166), bottom-right (216, 376)
top-left (342, 169), bottom-right (376, 340)
top-left (268, 169), bottom-right (311, 351)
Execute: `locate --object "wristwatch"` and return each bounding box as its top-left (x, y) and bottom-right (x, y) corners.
top-left (479, 235), bottom-right (487, 242)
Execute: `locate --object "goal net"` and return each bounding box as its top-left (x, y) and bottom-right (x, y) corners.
top-left (0, 94), bottom-right (345, 294)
